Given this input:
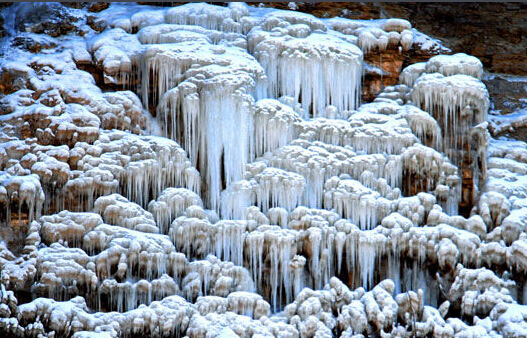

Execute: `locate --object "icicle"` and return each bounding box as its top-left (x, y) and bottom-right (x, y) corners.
top-left (335, 231), bottom-right (346, 275)
top-left (253, 99), bottom-right (301, 159)
top-left (400, 62), bottom-right (426, 87)
top-left (401, 105), bottom-right (443, 151)
top-left (214, 220), bottom-right (247, 267)
top-left (0, 173), bottom-right (45, 224)
top-left (164, 3), bottom-right (246, 33)
top-left (148, 187), bottom-right (203, 234)
top-left (290, 255), bottom-right (306, 299)
top-left (267, 207), bottom-right (289, 228)
top-left (250, 23), bottom-right (363, 118)
top-left (345, 230), bottom-right (359, 287)
top-left (359, 234), bottom-right (376, 289)
top-left (411, 73), bottom-right (489, 193)
top-left (246, 231), bottom-right (265, 291)
top-left (307, 228), bottom-right (322, 290)
top-left (252, 226), bottom-right (297, 312)
top-left (255, 168), bottom-right (305, 214)
top-left (323, 177), bottom-right (392, 230)
top-left (220, 180), bottom-right (255, 220)
top-left (402, 144), bottom-right (461, 215)
top-left (158, 75), bottom-right (258, 211)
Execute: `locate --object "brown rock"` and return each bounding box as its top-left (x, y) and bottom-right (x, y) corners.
top-left (88, 2), bottom-right (110, 13)
top-left (0, 71), bottom-right (18, 96)
top-left (12, 36), bottom-right (57, 54)
top-left (61, 2), bottom-right (89, 9)
top-left (86, 15), bottom-right (107, 33)
top-left (379, 3), bottom-right (527, 75)
top-left (363, 48), bottom-right (406, 101)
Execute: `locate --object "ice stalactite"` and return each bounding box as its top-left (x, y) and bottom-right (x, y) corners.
top-left (401, 105), bottom-right (443, 151)
top-left (477, 191), bottom-right (510, 231)
top-left (197, 83), bottom-right (254, 212)
top-left (253, 99), bottom-right (302, 159)
top-left (98, 274), bottom-right (178, 312)
top-left (323, 177), bottom-right (393, 230)
top-left (212, 220), bottom-right (247, 267)
top-left (171, 215), bottom-right (309, 311)
top-left (148, 187), bottom-right (203, 234)
top-left (0, 173), bottom-right (44, 224)
top-left (255, 139), bottom-right (403, 210)
top-left (152, 42), bottom-right (265, 211)
top-left (400, 62), bottom-right (427, 88)
top-left (258, 141), bottom-right (340, 209)
top-left (60, 219), bottom-right (256, 310)
top-left (254, 167), bottom-right (306, 214)
top-left (245, 231), bottom-right (265, 292)
top-left (170, 216), bottom-right (219, 261)
top-left (249, 13), bottom-right (363, 118)
top-left (226, 291), bottom-right (271, 319)
top-left (169, 215), bottom-right (302, 311)
top-left (221, 164), bottom-right (305, 219)
top-left (67, 131), bottom-right (200, 211)
top-left (411, 72), bottom-right (489, 212)
top-left (137, 40), bottom-right (263, 112)
top-left (258, 226), bottom-right (298, 312)
top-left (267, 207), bottom-right (289, 229)
top-left (220, 180), bottom-right (255, 221)
top-left (347, 229), bottom-right (389, 290)
top-left (402, 144), bottom-right (461, 215)
top-left (164, 3), bottom-right (249, 33)
top-left (412, 73), bottom-right (489, 163)
top-left (250, 97), bottom-right (419, 156)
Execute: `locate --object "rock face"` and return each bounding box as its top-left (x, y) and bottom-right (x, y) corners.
top-left (1, 3), bottom-right (527, 338)
top-left (485, 73), bottom-right (527, 142)
top-left (380, 3), bottom-right (527, 76)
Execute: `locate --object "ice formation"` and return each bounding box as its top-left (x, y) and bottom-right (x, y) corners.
top-left (408, 57), bottom-right (490, 213)
top-left (248, 13), bottom-right (363, 118)
top-left (1, 2), bottom-right (527, 338)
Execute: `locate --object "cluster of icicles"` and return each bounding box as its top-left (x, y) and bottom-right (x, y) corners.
top-left (2, 2), bottom-right (527, 338)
